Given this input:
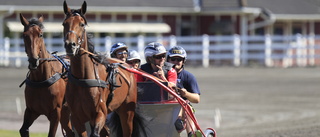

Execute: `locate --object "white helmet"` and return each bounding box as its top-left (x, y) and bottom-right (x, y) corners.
top-left (144, 42), bottom-right (166, 59)
top-left (110, 42), bottom-right (128, 57)
top-left (127, 50), bottom-right (141, 61)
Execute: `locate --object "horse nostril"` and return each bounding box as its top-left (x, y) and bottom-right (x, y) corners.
top-left (28, 57), bottom-right (39, 69)
top-left (64, 40), bottom-right (70, 47)
top-left (71, 42), bottom-right (76, 47)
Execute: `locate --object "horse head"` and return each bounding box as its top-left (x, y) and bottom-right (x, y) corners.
top-left (20, 13), bottom-right (45, 70)
top-left (63, 1), bottom-right (87, 56)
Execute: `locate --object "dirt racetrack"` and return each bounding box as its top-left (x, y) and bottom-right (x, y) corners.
top-left (1, 67), bottom-right (320, 137)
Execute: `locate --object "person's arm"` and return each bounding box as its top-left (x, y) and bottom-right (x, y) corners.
top-left (178, 71), bottom-right (201, 103)
top-left (154, 65), bottom-right (169, 82)
top-left (166, 68), bottom-right (177, 89)
top-left (178, 88), bottom-right (200, 103)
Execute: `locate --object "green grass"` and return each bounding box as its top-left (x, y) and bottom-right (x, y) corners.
top-left (0, 129), bottom-right (47, 137)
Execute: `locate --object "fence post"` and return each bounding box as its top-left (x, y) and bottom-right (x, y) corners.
top-left (308, 34), bottom-right (315, 66)
top-left (46, 33), bottom-right (53, 52)
top-left (301, 36), bottom-right (307, 67)
top-left (283, 35), bottom-right (292, 68)
top-left (157, 35), bottom-right (163, 43)
top-left (241, 35), bottom-right (248, 66)
top-left (264, 34), bottom-right (273, 67)
top-left (202, 34), bottom-right (209, 68)
top-left (169, 35), bottom-right (177, 49)
top-left (104, 36), bottom-right (112, 56)
top-left (233, 34), bottom-right (241, 66)
top-left (0, 38), bottom-right (3, 66)
top-left (137, 35), bottom-right (145, 63)
top-left (4, 37), bottom-right (10, 67)
top-left (296, 34), bottom-right (307, 67)
top-left (13, 33), bottom-right (22, 68)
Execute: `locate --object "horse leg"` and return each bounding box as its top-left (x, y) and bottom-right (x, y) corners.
top-left (90, 111), bottom-right (106, 137)
top-left (47, 107), bottom-right (61, 137)
top-left (19, 107), bottom-right (40, 137)
top-left (117, 106), bottom-right (135, 137)
top-left (60, 103), bottom-right (74, 137)
top-left (71, 116), bottom-right (88, 137)
top-left (99, 125), bottom-right (110, 137)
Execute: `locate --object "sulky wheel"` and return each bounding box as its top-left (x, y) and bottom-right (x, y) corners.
top-left (204, 128), bottom-right (216, 137)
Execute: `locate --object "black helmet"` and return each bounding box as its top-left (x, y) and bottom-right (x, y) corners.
top-left (167, 46), bottom-right (187, 59)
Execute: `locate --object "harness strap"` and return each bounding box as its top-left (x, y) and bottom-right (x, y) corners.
top-left (52, 53), bottom-right (70, 71)
top-left (19, 52), bottom-right (69, 88)
top-left (25, 72), bottom-right (63, 88)
top-left (106, 63), bottom-right (121, 106)
top-left (67, 72), bottom-right (107, 88)
top-left (117, 69), bottom-right (130, 86)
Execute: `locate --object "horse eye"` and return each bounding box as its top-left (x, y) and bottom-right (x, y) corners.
top-left (80, 23), bottom-right (85, 27)
top-left (39, 34), bottom-right (43, 38)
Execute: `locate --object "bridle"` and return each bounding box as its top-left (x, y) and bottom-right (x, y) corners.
top-left (63, 13), bottom-right (86, 55)
top-left (25, 24), bottom-right (58, 69)
top-left (64, 30), bottom-right (86, 49)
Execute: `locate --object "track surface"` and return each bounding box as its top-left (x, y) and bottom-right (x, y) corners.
top-left (1, 67), bottom-right (320, 137)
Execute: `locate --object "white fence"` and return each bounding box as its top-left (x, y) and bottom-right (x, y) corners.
top-left (1, 34), bottom-right (320, 68)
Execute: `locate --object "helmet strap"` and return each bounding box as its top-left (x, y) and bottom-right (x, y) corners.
top-left (111, 53), bottom-right (115, 58)
top-left (150, 58), bottom-right (156, 66)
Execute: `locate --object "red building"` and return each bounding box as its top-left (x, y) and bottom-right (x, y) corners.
top-left (1, 0), bottom-right (320, 67)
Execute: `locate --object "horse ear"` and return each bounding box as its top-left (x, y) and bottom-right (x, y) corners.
top-left (63, 0), bottom-right (71, 15)
top-left (38, 15), bottom-right (44, 23)
top-left (81, 1), bottom-right (87, 15)
top-left (20, 13), bottom-right (29, 26)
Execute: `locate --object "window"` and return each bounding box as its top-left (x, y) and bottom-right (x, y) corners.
top-left (181, 22), bottom-right (192, 36)
top-left (274, 27), bottom-right (284, 35)
top-left (293, 26), bottom-right (302, 34)
top-left (209, 20), bottom-right (233, 35)
top-left (255, 28), bottom-right (265, 35)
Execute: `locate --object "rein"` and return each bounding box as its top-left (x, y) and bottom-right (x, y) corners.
top-left (37, 58), bottom-right (58, 62)
top-left (80, 47), bottom-right (95, 56)
top-left (38, 58), bottom-right (57, 61)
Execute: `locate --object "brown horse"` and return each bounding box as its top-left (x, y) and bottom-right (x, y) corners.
top-left (19, 13), bottom-right (70, 137)
top-left (62, 1), bottom-right (145, 137)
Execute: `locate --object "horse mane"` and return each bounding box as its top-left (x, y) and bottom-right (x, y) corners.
top-left (86, 33), bottom-right (111, 65)
top-left (87, 34), bottom-right (95, 53)
top-left (25, 18), bottom-right (44, 31)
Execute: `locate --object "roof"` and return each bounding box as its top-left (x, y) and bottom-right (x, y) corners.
top-left (246, 0), bottom-right (320, 20)
top-left (202, 0), bottom-right (241, 9)
top-left (0, 0), bottom-right (194, 7)
top-left (0, 0), bottom-right (196, 13)
top-left (247, 0), bottom-right (320, 14)
top-left (1, 0), bottom-right (320, 18)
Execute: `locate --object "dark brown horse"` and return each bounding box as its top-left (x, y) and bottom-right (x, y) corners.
top-left (19, 13), bottom-right (70, 137)
top-left (62, 1), bottom-right (145, 137)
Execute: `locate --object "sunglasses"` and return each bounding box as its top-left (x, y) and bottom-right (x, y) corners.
top-left (117, 52), bottom-right (128, 55)
top-left (170, 57), bottom-right (183, 62)
top-left (153, 54), bottom-right (165, 59)
top-left (127, 60), bottom-right (140, 64)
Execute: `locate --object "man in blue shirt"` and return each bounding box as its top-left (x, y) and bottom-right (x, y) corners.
top-left (167, 46), bottom-right (201, 137)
